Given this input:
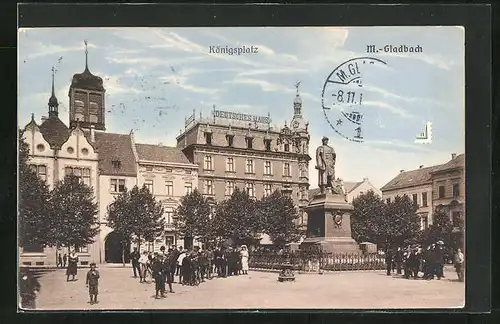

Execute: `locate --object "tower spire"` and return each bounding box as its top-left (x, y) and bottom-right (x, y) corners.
top-left (84, 39), bottom-right (89, 71)
top-left (48, 66), bottom-right (59, 117)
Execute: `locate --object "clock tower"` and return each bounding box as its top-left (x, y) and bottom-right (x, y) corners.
top-left (290, 81), bottom-right (310, 228)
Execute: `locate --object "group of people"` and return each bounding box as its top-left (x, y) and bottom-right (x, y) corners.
top-left (129, 244), bottom-right (250, 299)
top-left (385, 241), bottom-right (465, 282)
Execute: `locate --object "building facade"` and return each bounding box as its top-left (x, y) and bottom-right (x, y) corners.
top-left (176, 89), bottom-right (311, 230)
top-left (430, 153), bottom-right (465, 228)
top-left (381, 154), bottom-right (465, 230)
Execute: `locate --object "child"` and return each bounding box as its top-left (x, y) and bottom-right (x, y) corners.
top-left (86, 263), bottom-right (100, 305)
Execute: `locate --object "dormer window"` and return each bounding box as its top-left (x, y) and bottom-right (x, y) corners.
top-left (284, 143), bottom-right (290, 152)
top-left (264, 139), bottom-right (272, 151)
top-left (226, 134), bottom-right (234, 147)
top-left (246, 137), bottom-right (253, 149)
top-left (205, 132), bottom-right (212, 145)
top-left (112, 160), bottom-right (121, 169)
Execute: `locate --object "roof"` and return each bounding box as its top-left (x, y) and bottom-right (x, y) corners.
top-left (38, 115), bottom-right (70, 149)
top-left (135, 143), bottom-right (191, 164)
top-left (308, 181), bottom-right (362, 198)
top-left (380, 165), bottom-right (442, 192)
top-left (431, 154), bottom-right (465, 173)
top-left (94, 132), bottom-right (137, 176)
top-left (70, 67), bottom-right (105, 92)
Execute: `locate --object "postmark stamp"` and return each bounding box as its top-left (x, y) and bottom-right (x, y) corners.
top-left (321, 57), bottom-right (387, 143)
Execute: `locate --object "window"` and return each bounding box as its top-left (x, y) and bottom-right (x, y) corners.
top-left (264, 139), bottom-right (272, 151)
top-left (77, 245), bottom-right (88, 253)
top-left (246, 137), bottom-right (253, 149)
top-left (452, 183), bottom-right (460, 197)
top-left (452, 211), bottom-right (461, 226)
top-left (89, 114), bottom-right (98, 123)
top-left (67, 147), bottom-right (74, 154)
top-left (386, 198), bottom-right (391, 204)
top-left (145, 166), bottom-right (153, 172)
top-left (226, 135), bottom-right (234, 147)
top-left (246, 159), bottom-right (254, 173)
top-left (144, 180), bottom-right (154, 193)
top-left (300, 189), bottom-right (307, 200)
top-left (422, 192), bottom-right (428, 207)
top-left (65, 167), bottom-right (91, 185)
top-left (264, 161), bottom-right (272, 175)
top-left (165, 181), bottom-right (174, 196)
top-left (264, 184), bottom-right (272, 197)
top-left (205, 132), bottom-right (212, 145)
top-left (226, 157), bottom-right (235, 172)
top-left (36, 144), bottom-right (45, 152)
top-left (226, 181), bottom-right (235, 196)
top-left (110, 179), bottom-right (126, 192)
top-left (284, 143), bottom-right (290, 152)
top-left (185, 182), bottom-right (192, 195)
top-left (165, 207), bottom-right (174, 224)
top-left (412, 193), bottom-right (418, 206)
top-left (422, 215), bottom-right (429, 229)
top-left (31, 165), bottom-right (47, 182)
top-left (204, 180), bottom-right (214, 195)
top-left (438, 185), bottom-right (445, 198)
top-left (82, 168), bottom-right (91, 186)
top-left (283, 162), bottom-right (291, 177)
top-left (246, 182), bottom-right (255, 197)
top-left (204, 156), bottom-right (213, 170)
top-left (184, 169), bottom-right (191, 174)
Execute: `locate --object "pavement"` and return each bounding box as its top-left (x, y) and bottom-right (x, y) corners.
top-left (30, 266), bottom-right (464, 310)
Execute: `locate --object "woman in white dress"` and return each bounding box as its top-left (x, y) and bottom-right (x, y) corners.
top-left (240, 245), bottom-right (249, 275)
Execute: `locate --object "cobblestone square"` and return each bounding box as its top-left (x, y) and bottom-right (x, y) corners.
top-left (31, 266), bottom-right (464, 310)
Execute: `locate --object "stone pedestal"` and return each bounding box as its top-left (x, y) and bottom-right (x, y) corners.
top-left (301, 192), bottom-right (361, 254)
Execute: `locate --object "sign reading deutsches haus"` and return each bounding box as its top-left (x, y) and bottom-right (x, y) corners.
top-left (212, 110), bottom-right (271, 124)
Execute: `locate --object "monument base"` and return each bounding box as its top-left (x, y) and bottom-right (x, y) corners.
top-left (301, 237), bottom-right (361, 254)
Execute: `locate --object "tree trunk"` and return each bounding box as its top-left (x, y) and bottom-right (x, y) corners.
top-left (137, 235), bottom-right (141, 252)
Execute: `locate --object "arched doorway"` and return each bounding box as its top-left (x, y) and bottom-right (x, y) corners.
top-left (104, 232), bottom-right (131, 263)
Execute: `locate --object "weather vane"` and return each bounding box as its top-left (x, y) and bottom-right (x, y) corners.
top-left (295, 80), bottom-right (301, 93)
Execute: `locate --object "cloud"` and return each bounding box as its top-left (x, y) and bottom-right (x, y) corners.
top-left (158, 75), bottom-right (219, 95)
top-left (224, 78), bottom-right (295, 93)
top-left (362, 100), bottom-right (414, 118)
top-left (19, 38), bottom-right (96, 60)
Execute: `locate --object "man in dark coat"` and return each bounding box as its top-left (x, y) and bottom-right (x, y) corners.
top-left (434, 241), bottom-right (445, 280)
top-left (130, 247), bottom-right (141, 279)
top-left (19, 268), bottom-right (40, 309)
top-left (394, 247), bottom-right (403, 275)
top-left (151, 253), bottom-right (165, 299)
top-left (164, 248), bottom-right (176, 293)
top-left (198, 250), bottom-right (209, 282)
top-left (214, 247), bottom-right (223, 277)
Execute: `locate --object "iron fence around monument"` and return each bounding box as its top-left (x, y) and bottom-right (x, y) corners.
top-left (249, 252), bottom-right (386, 271)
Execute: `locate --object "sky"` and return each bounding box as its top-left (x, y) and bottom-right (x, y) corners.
top-left (18, 27), bottom-right (465, 190)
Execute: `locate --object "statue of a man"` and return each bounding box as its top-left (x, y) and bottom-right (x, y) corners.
top-left (316, 136), bottom-right (336, 194)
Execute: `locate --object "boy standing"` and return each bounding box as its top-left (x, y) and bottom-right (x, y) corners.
top-left (86, 263), bottom-right (100, 305)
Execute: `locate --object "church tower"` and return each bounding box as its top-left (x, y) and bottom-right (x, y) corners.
top-left (68, 40), bottom-right (106, 130)
top-left (48, 66), bottom-right (59, 117)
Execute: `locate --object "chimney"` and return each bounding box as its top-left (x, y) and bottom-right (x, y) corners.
top-left (90, 125), bottom-right (95, 143)
top-left (41, 116), bottom-right (48, 122)
top-left (451, 153), bottom-right (457, 160)
top-left (419, 165), bottom-right (424, 169)
top-left (400, 169), bottom-right (404, 173)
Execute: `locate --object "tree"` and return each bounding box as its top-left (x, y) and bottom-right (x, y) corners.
top-left (419, 208), bottom-right (454, 247)
top-left (351, 192), bottom-right (421, 250)
top-left (214, 187), bottom-right (262, 246)
top-left (174, 189), bottom-right (212, 247)
top-left (351, 190), bottom-right (386, 244)
top-left (107, 185), bottom-right (164, 265)
top-left (382, 195), bottom-right (421, 249)
top-left (50, 175), bottom-right (100, 253)
top-left (18, 131), bottom-right (53, 248)
top-left (260, 189), bottom-right (303, 247)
